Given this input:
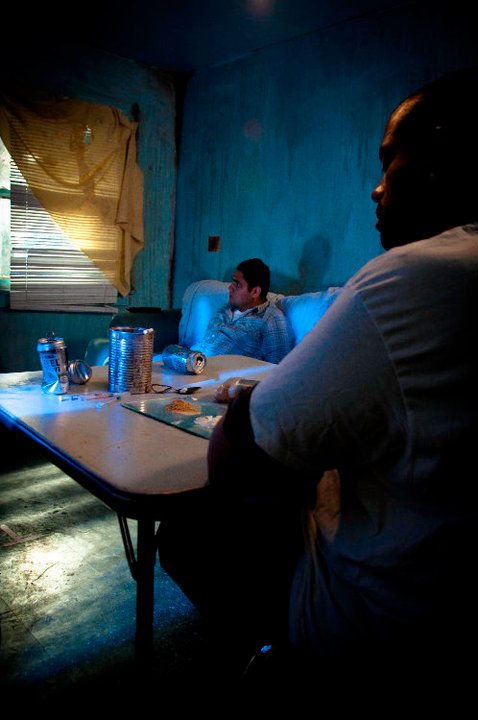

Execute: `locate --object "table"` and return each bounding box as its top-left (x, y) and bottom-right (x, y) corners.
top-left (0, 355), bottom-right (274, 664)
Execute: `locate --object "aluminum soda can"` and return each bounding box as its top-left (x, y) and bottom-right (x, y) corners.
top-left (37, 332), bottom-right (69, 394)
top-left (67, 359), bottom-right (92, 385)
top-left (161, 344), bottom-right (206, 374)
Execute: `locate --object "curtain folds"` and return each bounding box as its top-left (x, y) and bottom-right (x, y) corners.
top-left (0, 88), bottom-right (144, 296)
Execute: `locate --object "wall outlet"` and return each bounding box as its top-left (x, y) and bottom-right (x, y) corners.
top-left (208, 235), bottom-right (221, 252)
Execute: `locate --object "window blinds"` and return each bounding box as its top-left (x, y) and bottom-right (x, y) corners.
top-left (10, 159), bottom-right (118, 312)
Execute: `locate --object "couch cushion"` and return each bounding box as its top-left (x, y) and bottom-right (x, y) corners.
top-left (277, 287), bottom-right (343, 346)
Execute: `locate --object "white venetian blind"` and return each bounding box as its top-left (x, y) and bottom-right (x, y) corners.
top-left (10, 157), bottom-right (118, 312)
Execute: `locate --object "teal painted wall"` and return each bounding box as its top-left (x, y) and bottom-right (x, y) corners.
top-left (0, 299), bottom-right (112, 373)
top-left (172, 1), bottom-right (478, 305)
top-left (1, 42), bottom-right (177, 372)
top-left (2, 1), bottom-right (477, 372)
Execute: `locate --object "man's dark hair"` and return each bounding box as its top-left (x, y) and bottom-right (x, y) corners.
top-left (394, 67), bottom-right (478, 162)
top-left (237, 258), bottom-right (270, 300)
top-left (393, 67), bottom-right (478, 223)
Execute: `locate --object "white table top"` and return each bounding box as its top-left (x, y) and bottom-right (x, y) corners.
top-left (0, 355), bottom-right (274, 498)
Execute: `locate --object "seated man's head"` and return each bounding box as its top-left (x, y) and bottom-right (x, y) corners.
top-left (229, 258), bottom-right (270, 311)
top-left (372, 67), bottom-right (478, 250)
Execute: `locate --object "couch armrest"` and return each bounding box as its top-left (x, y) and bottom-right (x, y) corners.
top-left (179, 280), bottom-right (229, 348)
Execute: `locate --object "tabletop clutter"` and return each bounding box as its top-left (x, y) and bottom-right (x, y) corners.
top-left (37, 331), bottom-right (92, 395)
top-left (37, 327), bottom-right (258, 405)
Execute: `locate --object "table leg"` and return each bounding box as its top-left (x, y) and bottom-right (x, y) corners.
top-left (135, 517), bottom-right (157, 663)
top-left (118, 515), bottom-right (157, 664)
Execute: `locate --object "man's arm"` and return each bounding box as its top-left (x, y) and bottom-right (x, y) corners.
top-left (207, 386), bottom-right (260, 489)
top-left (191, 304), bottom-right (231, 355)
top-left (207, 386), bottom-right (305, 496)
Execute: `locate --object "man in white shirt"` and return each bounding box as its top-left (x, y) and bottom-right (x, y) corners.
top-left (158, 68), bottom-right (478, 702)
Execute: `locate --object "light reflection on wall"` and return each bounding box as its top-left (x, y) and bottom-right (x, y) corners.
top-left (247, 0), bottom-right (276, 18)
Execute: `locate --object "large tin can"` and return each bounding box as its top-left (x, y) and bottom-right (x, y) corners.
top-left (161, 344), bottom-right (206, 375)
top-left (37, 332), bottom-right (69, 394)
top-left (108, 326), bottom-right (154, 393)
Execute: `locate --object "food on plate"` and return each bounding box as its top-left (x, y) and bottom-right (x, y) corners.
top-left (165, 398), bottom-right (200, 415)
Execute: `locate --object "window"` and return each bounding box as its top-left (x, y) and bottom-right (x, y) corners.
top-left (8, 142), bottom-right (118, 311)
top-left (0, 136), bottom-right (10, 291)
top-left (0, 92), bottom-right (144, 312)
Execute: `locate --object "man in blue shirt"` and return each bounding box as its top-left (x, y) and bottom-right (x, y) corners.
top-left (191, 258), bottom-right (293, 364)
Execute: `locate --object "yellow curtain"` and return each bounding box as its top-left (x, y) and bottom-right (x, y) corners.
top-left (0, 88), bottom-right (144, 296)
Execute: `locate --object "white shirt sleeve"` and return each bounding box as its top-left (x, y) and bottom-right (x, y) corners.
top-left (249, 286), bottom-right (406, 477)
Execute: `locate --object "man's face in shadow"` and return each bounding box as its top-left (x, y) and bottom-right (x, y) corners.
top-left (371, 96), bottom-right (438, 251)
top-left (228, 269), bottom-right (261, 311)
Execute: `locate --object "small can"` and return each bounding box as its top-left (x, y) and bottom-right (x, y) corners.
top-left (161, 344), bottom-right (206, 375)
top-left (37, 332), bottom-right (69, 395)
top-left (67, 359), bottom-right (92, 385)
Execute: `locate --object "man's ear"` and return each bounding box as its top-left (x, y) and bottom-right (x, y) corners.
top-left (250, 285), bottom-right (262, 300)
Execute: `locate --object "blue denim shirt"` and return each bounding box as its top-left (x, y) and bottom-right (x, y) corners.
top-left (191, 300), bottom-right (293, 364)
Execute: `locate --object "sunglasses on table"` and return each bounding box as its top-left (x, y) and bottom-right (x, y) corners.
top-left (150, 384), bottom-right (201, 395)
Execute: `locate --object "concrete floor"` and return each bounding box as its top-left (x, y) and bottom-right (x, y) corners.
top-left (0, 432), bottom-right (248, 711)
top-left (5, 433), bottom-right (472, 714)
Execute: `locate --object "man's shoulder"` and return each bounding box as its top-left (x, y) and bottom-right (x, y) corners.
top-left (350, 224), bottom-right (478, 292)
top-left (261, 299), bottom-right (283, 314)
top-left (213, 303), bottom-right (233, 318)
top-left (343, 224), bottom-right (478, 327)
top-left (261, 300), bottom-right (288, 321)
